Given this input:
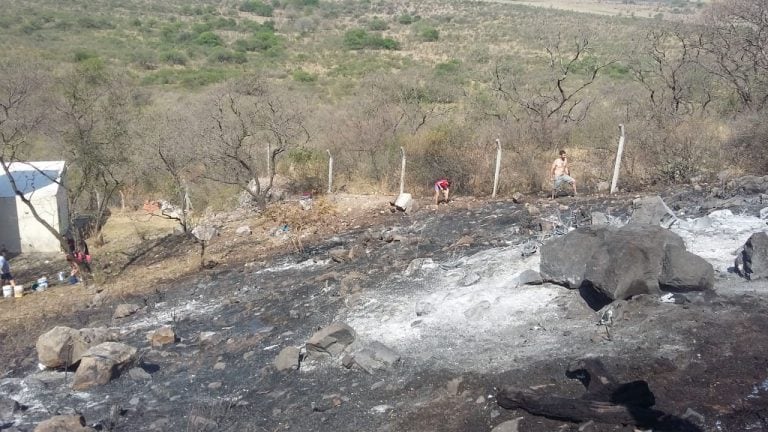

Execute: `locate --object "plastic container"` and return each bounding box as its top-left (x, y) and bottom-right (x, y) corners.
top-left (58, 272), bottom-right (65, 281)
top-left (2, 285), bottom-right (11, 298)
top-left (13, 285), bottom-right (24, 298)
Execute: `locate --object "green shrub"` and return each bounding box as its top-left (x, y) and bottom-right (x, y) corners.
top-left (343, 28), bottom-right (399, 50)
top-left (417, 25), bottom-right (439, 42)
top-left (192, 22), bottom-right (213, 34)
top-left (160, 50), bottom-right (188, 65)
top-left (240, 0), bottom-right (274, 16)
top-left (73, 49), bottom-right (98, 62)
top-left (368, 17), bottom-right (388, 31)
top-left (209, 48), bottom-right (248, 64)
top-left (195, 31), bottom-right (223, 46)
top-left (234, 30), bottom-right (283, 54)
top-left (435, 59), bottom-right (460, 76)
top-left (397, 14), bottom-right (418, 25)
top-left (76, 16), bottom-right (113, 29)
top-left (131, 49), bottom-right (157, 69)
top-left (292, 69), bottom-right (317, 82)
top-left (343, 28), bottom-right (369, 50)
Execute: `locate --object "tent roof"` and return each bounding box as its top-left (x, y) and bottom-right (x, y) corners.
top-left (0, 161), bottom-right (66, 199)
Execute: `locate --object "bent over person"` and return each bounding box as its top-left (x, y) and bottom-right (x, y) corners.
top-left (550, 150), bottom-right (576, 198)
top-left (434, 178), bottom-right (451, 205)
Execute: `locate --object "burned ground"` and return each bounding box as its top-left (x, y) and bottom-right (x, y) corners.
top-left (2, 189), bottom-right (768, 432)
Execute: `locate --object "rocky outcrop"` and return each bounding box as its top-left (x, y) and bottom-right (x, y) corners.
top-left (72, 342), bottom-right (137, 390)
top-left (541, 225), bottom-right (713, 309)
top-left (630, 196), bottom-right (678, 227)
top-left (36, 327), bottom-right (118, 369)
top-left (735, 232), bottom-right (768, 280)
top-left (306, 322), bottom-right (355, 357)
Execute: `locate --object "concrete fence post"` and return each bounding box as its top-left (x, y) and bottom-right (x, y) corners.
top-left (326, 149), bottom-right (333, 194)
top-left (610, 124), bottom-right (625, 194)
top-left (492, 138), bottom-right (502, 198)
top-left (399, 146), bottom-right (406, 195)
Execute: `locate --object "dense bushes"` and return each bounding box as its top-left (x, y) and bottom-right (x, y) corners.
top-left (343, 29), bottom-right (400, 50)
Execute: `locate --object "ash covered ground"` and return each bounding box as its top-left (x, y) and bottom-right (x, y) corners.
top-left (3, 184), bottom-right (768, 432)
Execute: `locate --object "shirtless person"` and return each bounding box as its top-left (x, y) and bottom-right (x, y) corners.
top-left (550, 150), bottom-right (576, 198)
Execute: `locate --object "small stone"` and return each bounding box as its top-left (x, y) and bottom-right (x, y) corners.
top-left (243, 351), bottom-right (256, 360)
top-left (113, 304), bottom-right (141, 319)
top-left (128, 367), bottom-right (152, 381)
top-left (208, 382), bottom-right (222, 390)
top-left (149, 326), bottom-right (176, 347)
top-left (213, 362), bottom-right (226, 370)
top-left (129, 397), bottom-right (140, 406)
top-left (274, 346), bottom-right (300, 371)
top-left (491, 417), bottom-right (523, 432)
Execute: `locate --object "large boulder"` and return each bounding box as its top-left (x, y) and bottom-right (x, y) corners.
top-left (36, 327), bottom-right (118, 369)
top-left (630, 196), bottom-right (678, 227)
top-left (735, 232), bottom-right (768, 280)
top-left (541, 225), bottom-right (713, 309)
top-left (72, 342), bottom-right (137, 390)
top-left (306, 322), bottom-right (356, 357)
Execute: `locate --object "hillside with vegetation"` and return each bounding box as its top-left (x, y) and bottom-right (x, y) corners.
top-left (1, 0), bottom-right (766, 218)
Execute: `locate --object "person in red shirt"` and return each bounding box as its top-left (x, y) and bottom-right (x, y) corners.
top-left (434, 178), bottom-right (451, 205)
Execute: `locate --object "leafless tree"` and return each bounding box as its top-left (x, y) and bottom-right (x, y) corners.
top-left (491, 33), bottom-right (615, 150)
top-left (200, 75), bottom-right (309, 208)
top-left (139, 111), bottom-right (199, 232)
top-left (627, 27), bottom-right (713, 117)
top-left (698, 0), bottom-right (768, 111)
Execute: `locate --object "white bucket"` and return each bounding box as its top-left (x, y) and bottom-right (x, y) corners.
top-left (13, 285), bottom-right (23, 298)
top-left (2, 285), bottom-right (11, 298)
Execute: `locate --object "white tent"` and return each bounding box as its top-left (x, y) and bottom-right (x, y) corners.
top-left (0, 161), bottom-right (69, 253)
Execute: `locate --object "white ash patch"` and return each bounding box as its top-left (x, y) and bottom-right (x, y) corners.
top-left (672, 209), bottom-right (768, 272)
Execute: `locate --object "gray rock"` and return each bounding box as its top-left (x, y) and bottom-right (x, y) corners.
top-left (460, 272), bottom-right (481, 286)
top-left (404, 258), bottom-right (438, 276)
top-left (113, 304), bottom-right (141, 319)
top-left (128, 367), bottom-right (152, 381)
top-left (191, 225), bottom-right (217, 242)
top-left (760, 207), bottom-right (768, 220)
top-left (306, 322), bottom-right (356, 357)
top-left (492, 417), bottom-right (523, 432)
top-left (415, 301), bottom-right (435, 317)
top-left (736, 232), bottom-right (768, 280)
top-left (235, 226), bottom-right (252, 236)
top-left (512, 192), bottom-right (524, 203)
top-left (516, 269), bottom-right (543, 286)
top-left (274, 346), bottom-right (300, 371)
top-left (630, 196), bottom-right (678, 227)
top-left (464, 300), bottom-right (492, 320)
top-left (660, 244), bottom-right (715, 291)
top-left (36, 327), bottom-right (118, 369)
top-left (0, 397), bottom-right (20, 421)
top-left (541, 225), bottom-right (713, 308)
top-left (590, 212), bottom-right (609, 226)
top-left (188, 415), bottom-right (217, 432)
top-left (596, 181), bottom-right (610, 193)
top-left (329, 248), bottom-right (350, 263)
top-left (72, 342), bottom-right (137, 390)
